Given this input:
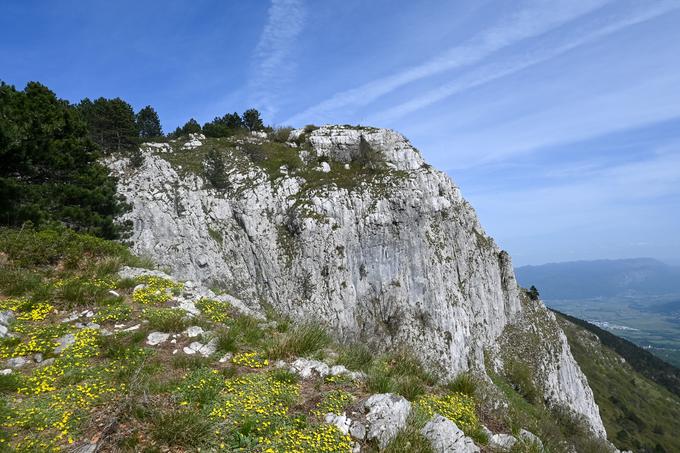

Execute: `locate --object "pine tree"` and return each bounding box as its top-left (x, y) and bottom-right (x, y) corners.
top-left (78, 97), bottom-right (139, 153)
top-left (528, 285), bottom-right (540, 301)
top-left (136, 105), bottom-right (163, 138)
top-left (242, 108), bottom-right (264, 131)
top-left (181, 118), bottom-right (202, 135)
top-left (223, 112), bottom-right (244, 129)
top-left (0, 81), bottom-right (129, 238)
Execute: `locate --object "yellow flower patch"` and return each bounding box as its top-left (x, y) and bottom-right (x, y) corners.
top-left (0, 323), bottom-right (67, 359)
top-left (231, 351), bottom-right (269, 368)
top-left (266, 424), bottom-right (353, 453)
top-left (195, 298), bottom-right (230, 323)
top-left (209, 373), bottom-right (299, 429)
top-left (132, 275), bottom-right (183, 305)
top-left (3, 329), bottom-right (133, 451)
top-left (16, 302), bottom-right (54, 321)
top-left (415, 392), bottom-right (479, 433)
top-left (312, 389), bottom-right (355, 416)
top-left (92, 304), bottom-right (131, 323)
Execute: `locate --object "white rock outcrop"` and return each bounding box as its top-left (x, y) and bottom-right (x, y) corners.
top-left (489, 433), bottom-right (517, 451)
top-left (111, 125), bottom-right (605, 435)
top-left (421, 414), bottom-right (480, 453)
top-left (364, 393), bottom-right (411, 449)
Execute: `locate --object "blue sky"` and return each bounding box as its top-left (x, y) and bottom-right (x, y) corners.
top-left (2, 0), bottom-right (680, 266)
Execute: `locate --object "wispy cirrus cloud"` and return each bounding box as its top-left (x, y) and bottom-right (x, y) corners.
top-left (249, 0), bottom-right (306, 118)
top-left (284, 0), bottom-right (613, 125)
top-left (367, 2), bottom-right (680, 124)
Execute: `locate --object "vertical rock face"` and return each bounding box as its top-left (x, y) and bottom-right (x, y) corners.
top-left (110, 125), bottom-right (604, 435)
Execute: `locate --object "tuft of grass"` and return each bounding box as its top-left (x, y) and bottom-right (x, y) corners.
top-left (232, 315), bottom-right (265, 344)
top-left (337, 342), bottom-right (374, 372)
top-left (57, 277), bottom-right (111, 308)
top-left (0, 373), bottom-right (21, 393)
top-left (270, 368), bottom-right (300, 385)
top-left (214, 327), bottom-right (238, 353)
top-left (150, 408), bottom-right (217, 448)
top-left (171, 354), bottom-right (212, 370)
top-left (389, 349), bottom-right (435, 386)
top-left (144, 308), bottom-right (188, 332)
top-left (367, 368), bottom-right (396, 394)
top-left (0, 268), bottom-right (43, 296)
top-left (446, 372), bottom-right (478, 397)
top-left (384, 410), bottom-right (434, 453)
top-left (268, 323), bottom-right (330, 359)
top-left (395, 375), bottom-right (426, 400)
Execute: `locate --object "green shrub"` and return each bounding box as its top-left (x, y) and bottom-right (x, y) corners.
top-left (0, 227), bottom-right (135, 267)
top-left (271, 126), bottom-right (293, 143)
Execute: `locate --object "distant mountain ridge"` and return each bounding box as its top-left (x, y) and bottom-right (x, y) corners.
top-left (515, 258), bottom-right (680, 300)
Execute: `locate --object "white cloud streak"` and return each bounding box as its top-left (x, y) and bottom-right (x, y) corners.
top-left (249, 0), bottom-right (306, 118)
top-left (368, 3), bottom-right (680, 124)
top-left (284, 0), bottom-right (613, 124)
top-left (443, 73), bottom-right (680, 168)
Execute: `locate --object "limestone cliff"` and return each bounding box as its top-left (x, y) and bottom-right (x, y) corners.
top-left (108, 125), bottom-right (606, 435)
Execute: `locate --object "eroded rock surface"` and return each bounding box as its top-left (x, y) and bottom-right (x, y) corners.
top-left (111, 125), bottom-right (605, 434)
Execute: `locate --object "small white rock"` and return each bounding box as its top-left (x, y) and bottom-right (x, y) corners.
top-left (184, 326), bottom-right (204, 338)
top-left (325, 413), bottom-right (351, 435)
top-left (219, 353), bottom-right (234, 363)
top-left (146, 332), bottom-right (170, 346)
top-left (7, 357), bottom-right (28, 368)
top-left (54, 334), bottom-right (76, 353)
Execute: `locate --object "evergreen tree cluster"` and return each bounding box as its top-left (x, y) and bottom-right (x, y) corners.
top-left (0, 81), bottom-right (129, 238)
top-left (77, 99), bottom-right (163, 154)
top-left (171, 108), bottom-right (265, 139)
top-left (0, 78), bottom-right (269, 237)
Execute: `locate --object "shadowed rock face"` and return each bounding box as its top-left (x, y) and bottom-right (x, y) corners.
top-left (110, 125), bottom-right (605, 435)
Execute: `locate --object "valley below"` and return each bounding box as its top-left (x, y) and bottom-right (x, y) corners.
top-left (545, 295), bottom-right (680, 367)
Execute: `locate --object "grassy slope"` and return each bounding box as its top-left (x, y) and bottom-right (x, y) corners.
top-left (556, 313), bottom-right (680, 453)
top-left (0, 227), bottom-right (484, 452)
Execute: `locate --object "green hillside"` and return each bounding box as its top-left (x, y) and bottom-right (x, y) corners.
top-left (556, 313), bottom-right (680, 452)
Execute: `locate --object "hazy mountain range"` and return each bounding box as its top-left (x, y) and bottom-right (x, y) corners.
top-left (515, 258), bottom-right (680, 300)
